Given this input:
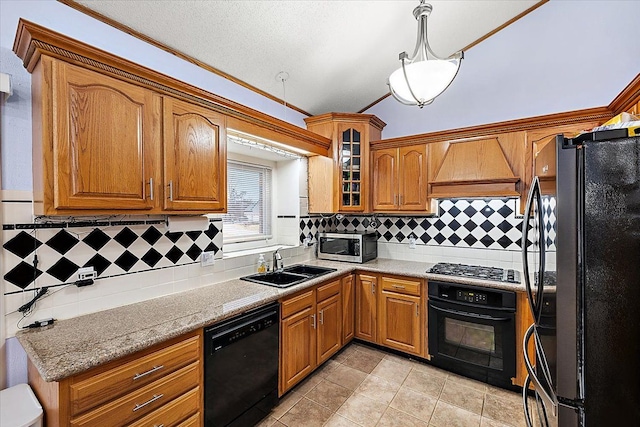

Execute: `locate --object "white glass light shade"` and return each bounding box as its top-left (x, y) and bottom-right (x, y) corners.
top-left (388, 58), bottom-right (460, 107)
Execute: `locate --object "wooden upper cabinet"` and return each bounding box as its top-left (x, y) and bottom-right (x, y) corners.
top-left (398, 145), bottom-right (428, 211)
top-left (428, 133), bottom-right (524, 200)
top-left (372, 148), bottom-right (397, 210)
top-left (163, 97), bottom-right (227, 211)
top-left (372, 145), bottom-right (427, 212)
top-left (46, 60), bottom-right (161, 212)
top-left (305, 113), bottom-right (385, 213)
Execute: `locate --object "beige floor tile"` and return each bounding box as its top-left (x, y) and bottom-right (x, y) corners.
top-left (271, 391), bottom-right (304, 419)
top-left (438, 379), bottom-right (485, 415)
top-left (353, 343), bottom-right (388, 358)
top-left (325, 364), bottom-right (368, 391)
top-left (323, 413), bottom-right (361, 427)
top-left (354, 374), bottom-right (401, 404)
top-left (255, 415), bottom-right (279, 427)
top-left (279, 397), bottom-right (333, 427)
top-left (370, 358), bottom-right (412, 385)
top-left (336, 393), bottom-right (386, 426)
top-left (389, 386), bottom-right (437, 422)
top-left (446, 373), bottom-right (488, 393)
top-left (486, 385), bottom-right (523, 406)
top-left (429, 401), bottom-right (481, 427)
top-left (482, 394), bottom-right (526, 427)
top-left (377, 406), bottom-right (430, 427)
top-left (315, 359), bottom-right (342, 378)
top-left (305, 380), bottom-right (352, 411)
top-left (293, 374), bottom-right (324, 395)
top-left (342, 349), bottom-right (383, 373)
top-left (403, 369), bottom-right (446, 398)
top-left (409, 361), bottom-right (450, 379)
top-left (480, 417), bottom-right (513, 427)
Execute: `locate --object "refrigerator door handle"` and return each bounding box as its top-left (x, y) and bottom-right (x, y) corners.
top-left (523, 324), bottom-right (558, 417)
top-left (522, 177), bottom-right (540, 319)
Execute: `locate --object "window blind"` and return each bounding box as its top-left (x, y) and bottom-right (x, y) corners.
top-left (223, 160), bottom-right (272, 242)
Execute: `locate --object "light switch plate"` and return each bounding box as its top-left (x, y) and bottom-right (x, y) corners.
top-left (201, 251), bottom-right (215, 267)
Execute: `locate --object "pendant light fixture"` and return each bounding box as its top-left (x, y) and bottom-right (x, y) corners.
top-left (388, 1), bottom-right (463, 108)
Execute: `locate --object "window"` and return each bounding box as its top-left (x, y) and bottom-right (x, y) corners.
top-left (223, 161), bottom-right (272, 243)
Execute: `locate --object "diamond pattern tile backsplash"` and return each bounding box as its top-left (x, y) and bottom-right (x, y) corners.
top-left (300, 198), bottom-right (557, 252)
top-left (2, 219), bottom-right (222, 291)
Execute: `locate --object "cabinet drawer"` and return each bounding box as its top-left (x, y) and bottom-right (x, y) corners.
top-left (127, 386), bottom-right (200, 427)
top-left (317, 280), bottom-right (341, 302)
top-left (177, 413), bottom-right (200, 427)
top-left (281, 290), bottom-right (314, 319)
top-left (381, 277), bottom-right (421, 296)
top-left (70, 335), bottom-right (200, 416)
top-left (70, 362), bottom-right (200, 427)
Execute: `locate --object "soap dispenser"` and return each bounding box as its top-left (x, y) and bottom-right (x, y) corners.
top-left (257, 254), bottom-right (267, 273)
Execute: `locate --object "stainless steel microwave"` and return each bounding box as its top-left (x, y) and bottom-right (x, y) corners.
top-left (317, 231), bottom-right (377, 263)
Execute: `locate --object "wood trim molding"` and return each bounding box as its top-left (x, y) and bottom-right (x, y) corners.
top-left (371, 106), bottom-right (613, 150)
top-left (357, 0), bottom-right (549, 113)
top-left (13, 19), bottom-right (331, 156)
top-left (56, 0), bottom-right (312, 117)
top-left (304, 112), bottom-right (387, 131)
top-left (608, 73), bottom-right (640, 114)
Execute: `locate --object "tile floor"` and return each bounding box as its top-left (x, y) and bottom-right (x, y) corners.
top-left (260, 342), bottom-right (529, 427)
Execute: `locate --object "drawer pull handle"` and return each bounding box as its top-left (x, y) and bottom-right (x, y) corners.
top-left (133, 365), bottom-right (164, 381)
top-left (392, 285), bottom-right (406, 290)
top-left (154, 425), bottom-right (164, 427)
top-left (133, 393), bottom-right (164, 412)
top-left (311, 314), bottom-right (316, 329)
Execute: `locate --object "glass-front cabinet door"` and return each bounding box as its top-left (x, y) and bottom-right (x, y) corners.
top-left (339, 125), bottom-right (366, 211)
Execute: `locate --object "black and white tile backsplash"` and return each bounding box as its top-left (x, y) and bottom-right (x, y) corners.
top-left (2, 219), bottom-right (223, 292)
top-left (300, 198), bottom-right (557, 252)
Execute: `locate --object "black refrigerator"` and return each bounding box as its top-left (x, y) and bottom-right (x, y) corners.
top-left (521, 129), bottom-right (640, 426)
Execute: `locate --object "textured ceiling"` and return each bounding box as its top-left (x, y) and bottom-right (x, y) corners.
top-left (75, 0), bottom-right (541, 116)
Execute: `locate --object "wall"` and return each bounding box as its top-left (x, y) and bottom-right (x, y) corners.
top-left (366, 0), bottom-right (640, 139)
top-left (300, 197), bottom-right (557, 274)
top-left (0, 0), bottom-right (312, 387)
top-left (0, 0), bottom-right (308, 191)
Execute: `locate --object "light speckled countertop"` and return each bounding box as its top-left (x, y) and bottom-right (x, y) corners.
top-left (17, 258), bottom-right (526, 382)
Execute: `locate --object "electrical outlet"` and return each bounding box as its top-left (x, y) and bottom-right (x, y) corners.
top-left (77, 267), bottom-right (97, 280)
top-left (409, 235), bottom-right (416, 249)
top-left (201, 251), bottom-right (215, 267)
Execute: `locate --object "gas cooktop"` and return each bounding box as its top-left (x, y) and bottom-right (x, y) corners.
top-left (427, 263), bottom-right (521, 284)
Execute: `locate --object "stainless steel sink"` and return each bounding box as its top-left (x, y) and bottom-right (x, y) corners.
top-left (240, 264), bottom-right (337, 288)
top-left (283, 265), bottom-right (337, 277)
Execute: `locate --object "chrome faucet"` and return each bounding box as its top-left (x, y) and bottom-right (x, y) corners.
top-left (273, 249), bottom-right (284, 272)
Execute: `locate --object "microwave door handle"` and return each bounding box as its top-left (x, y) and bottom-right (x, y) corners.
top-left (430, 304), bottom-right (511, 322)
top-left (522, 177), bottom-right (538, 318)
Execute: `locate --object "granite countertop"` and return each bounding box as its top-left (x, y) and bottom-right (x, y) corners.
top-left (17, 258), bottom-right (526, 382)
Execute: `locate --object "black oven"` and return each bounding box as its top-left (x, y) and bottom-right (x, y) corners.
top-left (428, 281), bottom-right (516, 388)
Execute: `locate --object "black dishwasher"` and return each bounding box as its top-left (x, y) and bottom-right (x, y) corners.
top-left (204, 302), bottom-right (279, 426)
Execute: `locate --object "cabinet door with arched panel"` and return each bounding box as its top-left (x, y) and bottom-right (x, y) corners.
top-left (163, 97), bottom-right (227, 212)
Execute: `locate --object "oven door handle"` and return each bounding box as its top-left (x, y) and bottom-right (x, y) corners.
top-left (429, 303), bottom-right (511, 322)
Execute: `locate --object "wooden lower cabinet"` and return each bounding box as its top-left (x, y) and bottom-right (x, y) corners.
top-left (342, 275), bottom-right (355, 343)
top-left (280, 304), bottom-right (317, 393)
top-left (279, 278), bottom-right (346, 395)
top-left (378, 276), bottom-right (423, 356)
top-left (28, 330), bottom-right (202, 427)
top-left (355, 274), bottom-right (377, 342)
top-left (317, 292), bottom-right (342, 365)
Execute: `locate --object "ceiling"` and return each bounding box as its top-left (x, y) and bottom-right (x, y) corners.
top-left (74, 0), bottom-right (542, 116)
